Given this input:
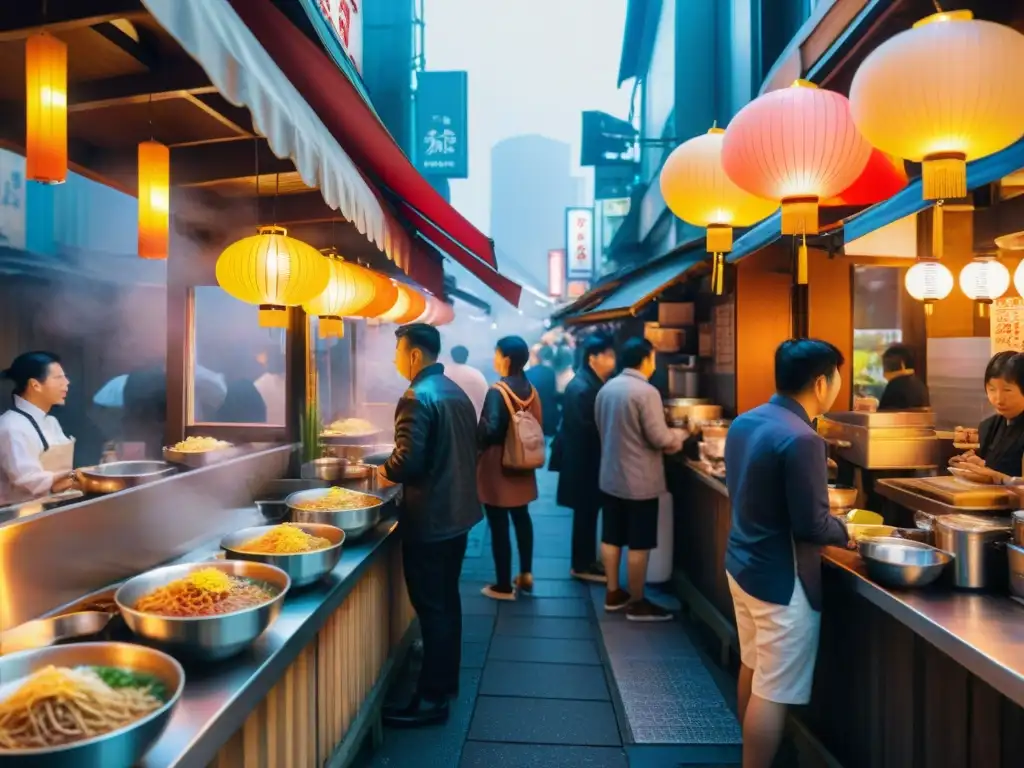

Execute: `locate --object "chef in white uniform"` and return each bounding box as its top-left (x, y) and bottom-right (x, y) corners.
top-left (0, 351), bottom-right (76, 506)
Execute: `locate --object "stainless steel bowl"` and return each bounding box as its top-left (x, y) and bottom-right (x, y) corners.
top-left (0, 611), bottom-right (114, 656)
top-left (858, 537), bottom-right (953, 589)
top-left (221, 524), bottom-right (345, 587)
top-left (286, 488), bottom-right (384, 540)
top-left (827, 484), bottom-right (858, 509)
top-left (75, 461), bottom-right (177, 494)
top-left (115, 561), bottom-right (290, 661)
top-left (0, 642), bottom-right (184, 768)
top-left (300, 458), bottom-right (374, 485)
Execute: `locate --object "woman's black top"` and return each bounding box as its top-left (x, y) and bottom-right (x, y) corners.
top-left (978, 413), bottom-right (1024, 477)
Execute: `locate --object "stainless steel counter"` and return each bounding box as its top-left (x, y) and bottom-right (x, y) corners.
top-left (139, 511), bottom-right (400, 768)
top-left (824, 548), bottom-right (1024, 708)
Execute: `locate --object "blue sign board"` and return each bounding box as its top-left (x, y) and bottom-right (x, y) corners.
top-left (415, 71), bottom-right (469, 179)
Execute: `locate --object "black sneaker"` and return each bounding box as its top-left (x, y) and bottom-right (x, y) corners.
top-left (626, 598), bottom-right (673, 622)
top-left (481, 584), bottom-right (516, 601)
top-left (604, 588), bottom-right (631, 612)
top-left (571, 565), bottom-right (608, 583)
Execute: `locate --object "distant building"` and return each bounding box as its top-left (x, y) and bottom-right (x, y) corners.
top-left (490, 135), bottom-right (582, 281)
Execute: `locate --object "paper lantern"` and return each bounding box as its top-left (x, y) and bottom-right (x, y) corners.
top-left (216, 226), bottom-right (330, 328)
top-left (960, 257), bottom-right (1010, 315)
top-left (660, 127), bottom-right (778, 254)
top-left (352, 269), bottom-right (400, 318)
top-left (137, 141), bottom-right (170, 259)
top-left (849, 11), bottom-right (1024, 200)
top-left (378, 283), bottom-right (427, 325)
top-left (822, 149), bottom-right (908, 207)
top-left (303, 253), bottom-right (376, 338)
top-left (416, 295), bottom-right (456, 326)
top-left (25, 32), bottom-right (68, 184)
top-left (905, 260), bottom-right (954, 315)
top-left (722, 80), bottom-right (872, 236)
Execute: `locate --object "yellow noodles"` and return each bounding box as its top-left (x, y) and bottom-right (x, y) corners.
top-left (292, 487), bottom-right (381, 512)
top-left (134, 568), bottom-right (276, 618)
top-left (169, 436), bottom-right (231, 453)
top-left (239, 524), bottom-right (332, 554)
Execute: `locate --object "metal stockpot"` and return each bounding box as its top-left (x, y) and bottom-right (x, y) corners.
top-left (933, 514), bottom-right (1011, 590)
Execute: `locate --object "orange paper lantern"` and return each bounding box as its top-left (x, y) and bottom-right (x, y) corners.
top-left (353, 269), bottom-right (400, 318)
top-left (25, 32), bottom-right (68, 184)
top-left (378, 283), bottom-right (427, 325)
top-left (138, 141), bottom-right (170, 259)
top-left (722, 81), bottom-right (872, 236)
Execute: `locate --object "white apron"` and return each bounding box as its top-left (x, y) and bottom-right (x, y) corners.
top-left (10, 406), bottom-right (75, 482)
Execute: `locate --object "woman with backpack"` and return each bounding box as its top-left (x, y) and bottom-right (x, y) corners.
top-left (477, 336), bottom-right (547, 600)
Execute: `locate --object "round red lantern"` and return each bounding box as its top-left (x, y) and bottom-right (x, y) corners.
top-left (722, 80), bottom-right (872, 236)
top-left (822, 149), bottom-right (908, 207)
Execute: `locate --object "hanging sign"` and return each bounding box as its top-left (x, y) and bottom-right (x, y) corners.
top-left (548, 249), bottom-right (566, 298)
top-left (316, 0), bottom-right (363, 73)
top-left (566, 207), bottom-right (594, 279)
top-left (415, 71), bottom-right (469, 178)
top-left (992, 297), bottom-right (1024, 354)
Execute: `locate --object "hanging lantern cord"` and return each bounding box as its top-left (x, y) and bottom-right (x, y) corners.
top-left (931, 0), bottom-right (943, 12)
top-left (797, 232), bottom-right (809, 286)
top-left (711, 253), bottom-right (725, 296)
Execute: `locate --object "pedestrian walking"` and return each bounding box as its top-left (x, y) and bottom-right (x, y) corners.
top-left (595, 337), bottom-right (687, 621)
top-left (377, 324), bottom-right (481, 727)
top-left (445, 344), bottom-right (489, 418)
top-left (478, 336), bottom-right (545, 600)
top-left (724, 339), bottom-right (853, 767)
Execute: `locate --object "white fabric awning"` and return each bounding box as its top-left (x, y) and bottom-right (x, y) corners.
top-left (141, 0), bottom-right (410, 266)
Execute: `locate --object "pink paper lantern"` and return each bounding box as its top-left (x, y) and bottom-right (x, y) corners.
top-left (722, 80), bottom-right (872, 235)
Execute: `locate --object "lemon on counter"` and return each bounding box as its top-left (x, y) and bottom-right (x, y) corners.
top-left (846, 508), bottom-right (884, 526)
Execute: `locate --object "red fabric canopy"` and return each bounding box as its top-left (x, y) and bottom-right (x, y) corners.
top-left (226, 0), bottom-right (522, 307)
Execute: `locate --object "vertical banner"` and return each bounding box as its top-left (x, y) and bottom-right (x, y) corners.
top-left (992, 297), bottom-right (1024, 354)
top-left (315, 0), bottom-right (363, 73)
top-left (548, 249), bottom-right (566, 298)
top-left (565, 207), bottom-right (594, 280)
top-left (415, 71), bottom-right (469, 178)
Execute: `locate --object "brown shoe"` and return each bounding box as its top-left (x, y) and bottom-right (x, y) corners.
top-left (514, 573), bottom-right (534, 593)
top-left (604, 588), bottom-right (631, 612)
top-left (571, 565), bottom-right (608, 584)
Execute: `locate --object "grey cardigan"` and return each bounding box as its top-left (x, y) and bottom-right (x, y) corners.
top-left (595, 369), bottom-right (682, 500)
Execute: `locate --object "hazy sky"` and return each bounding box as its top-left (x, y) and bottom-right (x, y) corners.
top-left (423, 0), bottom-right (632, 236)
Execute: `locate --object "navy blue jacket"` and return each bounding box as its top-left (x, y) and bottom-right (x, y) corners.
top-left (724, 395), bottom-right (848, 611)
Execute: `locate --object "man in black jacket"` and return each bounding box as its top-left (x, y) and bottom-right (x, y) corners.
top-left (378, 324), bottom-right (481, 727)
top-left (553, 333), bottom-right (617, 582)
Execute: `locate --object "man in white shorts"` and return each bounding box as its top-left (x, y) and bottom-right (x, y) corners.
top-left (723, 339), bottom-right (853, 768)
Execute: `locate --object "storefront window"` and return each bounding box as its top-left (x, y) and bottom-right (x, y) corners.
top-left (852, 266), bottom-right (903, 399)
top-left (190, 287), bottom-right (286, 426)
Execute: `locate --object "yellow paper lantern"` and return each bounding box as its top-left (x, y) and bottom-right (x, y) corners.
top-left (25, 32), bottom-right (68, 184)
top-left (849, 10), bottom-right (1024, 200)
top-left (216, 226), bottom-right (330, 328)
top-left (303, 253), bottom-right (376, 338)
top-left (660, 127), bottom-right (778, 254)
top-left (138, 141), bottom-right (170, 260)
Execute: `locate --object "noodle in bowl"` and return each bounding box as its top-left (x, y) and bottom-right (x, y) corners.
top-left (0, 642), bottom-right (183, 768)
top-left (221, 523), bottom-right (345, 588)
top-left (115, 561), bottom-right (290, 661)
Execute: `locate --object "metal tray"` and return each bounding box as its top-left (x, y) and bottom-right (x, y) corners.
top-left (162, 444), bottom-right (241, 468)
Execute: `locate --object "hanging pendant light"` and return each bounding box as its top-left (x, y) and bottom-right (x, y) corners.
top-left (722, 81), bottom-right (871, 237)
top-left (959, 256), bottom-right (1010, 316)
top-left (25, 32), bottom-right (68, 184)
top-left (849, 9), bottom-right (1024, 201)
top-left (905, 203), bottom-right (953, 315)
top-left (138, 141), bottom-right (170, 259)
top-left (216, 226), bottom-right (331, 328)
top-left (660, 126), bottom-right (777, 294)
top-left (302, 251), bottom-right (376, 338)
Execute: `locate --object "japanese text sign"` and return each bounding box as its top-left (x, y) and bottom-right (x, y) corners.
top-left (565, 207), bottom-right (595, 279)
top-left (415, 71), bottom-right (469, 178)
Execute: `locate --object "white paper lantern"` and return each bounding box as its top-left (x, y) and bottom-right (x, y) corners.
top-left (905, 260), bottom-right (954, 315)
top-left (959, 258), bottom-right (1010, 303)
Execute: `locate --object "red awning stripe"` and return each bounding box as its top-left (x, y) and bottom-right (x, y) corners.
top-left (226, 0), bottom-right (500, 273)
top-left (401, 205), bottom-right (523, 308)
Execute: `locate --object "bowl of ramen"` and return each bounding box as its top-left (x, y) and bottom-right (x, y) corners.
top-left (221, 523), bottom-right (345, 587)
top-left (286, 487), bottom-right (385, 540)
top-left (320, 418), bottom-right (383, 446)
top-left (115, 561), bottom-right (290, 661)
top-left (0, 641), bottom-right (183, 768)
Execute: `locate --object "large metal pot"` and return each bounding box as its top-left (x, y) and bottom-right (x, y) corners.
top-left (74, 461), bottom-right (177, 494)
top-left (285, 488), bottom-right (384, 540)
top-left (1008, 542), bottom-right (1024, 600)
top-left (663, 398), bottom-right (710, 427)
top-left (1013, 510), bottom-right (1024, 547)
top-left (300, 457), bottom-right (373, 485)
top-left (933, 513), bottom-right (1012, 590)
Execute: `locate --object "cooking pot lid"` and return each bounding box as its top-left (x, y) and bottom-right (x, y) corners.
top-left (937, 513), bottom-right (1011, 532)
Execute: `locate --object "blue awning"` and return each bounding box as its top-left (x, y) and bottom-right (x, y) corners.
top-left (617, 0), bottom-right (663, 86)
top-left (565, 240), bottom-right (704, 324)
top-left (728, 137), bottom-right (1024, 263)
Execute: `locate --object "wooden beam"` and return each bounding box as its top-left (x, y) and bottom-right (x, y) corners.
top-left (179, 93), bottom-right (252, 140)
top-left (171, 139), bottom-right (295, 186)
top-left (89, 20), bottom-right (158, 71)
top-left (256, 191), bottom-right (339, 225)
top-left (0, 0), bottom-right (145, 41)
top-left (69, 62), bottom-right (215, 111)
